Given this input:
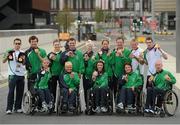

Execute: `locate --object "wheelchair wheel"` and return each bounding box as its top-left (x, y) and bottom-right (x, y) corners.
top-left (56, 89), bottom-right (62, 116)
top-left (74, 93), bottom-right (82, 115)
top-left (108, 89), bottom-right (113, 115)
top-left (140, 92), bottom-right (146, 115)
top-left (163, 90), bottom-right (178, 116)
top-left (22, 91), bottom-right (32, 114)
top-left (86, 89), bottom-right (94, 115)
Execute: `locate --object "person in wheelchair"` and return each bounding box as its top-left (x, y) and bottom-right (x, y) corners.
top-left (59, 61), bottom-right (80, 112)
top-left (116, 63), bottom-right (142, 110)
top-left (91, 60), bottom-right (109, 113)
top-left (34, 59), bottom-right (53, 112)
top-left (144, 60), bottom-right (176, 114)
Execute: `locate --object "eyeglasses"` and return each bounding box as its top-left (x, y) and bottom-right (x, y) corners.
top-left (15, 43), bottom-right (21, 45)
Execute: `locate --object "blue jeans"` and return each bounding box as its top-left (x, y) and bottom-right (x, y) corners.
top-left (36, 88), bottom-right (52, 104)
top-left (6, 75), bottom-right (25, 111)
top-left (62, 88), bottom-right (77, 107)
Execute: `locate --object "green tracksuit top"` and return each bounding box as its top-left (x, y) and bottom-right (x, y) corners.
top-left (153, 70), bottom-right (176, 91)
top-left (64, 72), bottom-right (80, 91)
top-left (67, 50), bottom-right (85, 74)
top-left (83, 51), bottom-right (95, 79)
top-left (25, 47), bottom-right (46, 74)
top-left (123, 72), bottom-right (142, 89)
top-left (93, 72), bottom-right (109, 89)
top-left (34, 70), bottom-right (51, 89)
top-left (111, 48), bottom-right (132, 78)
top-left (94, 51), bottom-right (113, 77)
top-left (48, 51), bottom-right (63, 76)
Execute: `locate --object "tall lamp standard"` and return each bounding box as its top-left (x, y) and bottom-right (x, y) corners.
top-left (78, 0), bottom-right (81, 42)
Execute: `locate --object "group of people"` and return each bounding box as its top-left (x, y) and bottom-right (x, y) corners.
top-left (3, 35), bottom-right (176, 115)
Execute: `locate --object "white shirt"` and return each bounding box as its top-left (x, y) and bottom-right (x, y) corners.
top-left (131, 47), bottom-right (144, 75)
top-left (8, 50), bottom-right (26, 76)
top-left (145, 48), bottom-right (162, 75)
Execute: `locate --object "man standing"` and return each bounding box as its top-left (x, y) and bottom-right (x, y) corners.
top-left (111, 37), bottom-right (132, 99)
top-left (61, 38), bottom-right (84, 77)
top-left (143, 37), bottom-right (168, 87)
top-left (47, 39), bottom-right (63, 104)
top-left (3, 38), bottom-right (26, 114)
top-left (129, 39), bottom-right (144, 75)
top-left (25, 36), bottom-right (47, 93)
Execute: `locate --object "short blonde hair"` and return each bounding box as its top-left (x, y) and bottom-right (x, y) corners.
top-left (65, 61), bottom-right (72, 67)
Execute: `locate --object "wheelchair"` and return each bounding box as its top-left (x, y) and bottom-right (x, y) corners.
top-left (56, 87), bottom-right (82, 116)
top-left (22, 90), bottom-right (54, 115)
top-left (85, 87), bottom-right (113, 115)
top-left (115, 86), bottom-right (143, 115)
top-left (144, 88), bottom-right (178, 117)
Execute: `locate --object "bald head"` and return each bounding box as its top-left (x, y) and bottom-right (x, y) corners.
top-left (155, 59), bottom-right (163, 72)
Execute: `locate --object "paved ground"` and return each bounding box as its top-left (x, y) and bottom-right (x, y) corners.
top-left (0, 39), bottom-right (179, 124)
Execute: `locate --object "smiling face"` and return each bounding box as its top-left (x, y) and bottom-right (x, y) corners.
top-left (42, 59), bottom-right (50, 69)
top-left (14, 39), bottom-right (21, 50)
top-left (65, 62), bottom-right (72, 73)
top-left (130, 40), bottom-right (138, 50)
top-left (125, 64), bottom-right (132, 74)
top-left (146, 39), bottom-right (154, 49)
top-left (102, 40), bottom-right (109, 50)
top-left (155, 60), bottom-right (163, 72)
top-left (97, 62), bottom-right (104, 72)
top-left (53, 41), bottom-right (61, 51)
top-left (68, 40), bottom-right (76, 50)
top-left (30, 39), bottom-right (38, 49)
top-left (116, 38), bottom-right (124, 49)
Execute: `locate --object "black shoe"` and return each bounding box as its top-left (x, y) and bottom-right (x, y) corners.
top-left (62, 104), bottom-right (68, 111)
top-left (69, 106), bottom-right (75, 112)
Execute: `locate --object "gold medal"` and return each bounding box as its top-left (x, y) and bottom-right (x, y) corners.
top-left (9, 55), bottom-right (13, 59)
top-left (19, 58), bottom-right (22, 62)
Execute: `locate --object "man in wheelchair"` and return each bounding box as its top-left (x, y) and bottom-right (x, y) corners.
top-left (116, 63), bottom-right (143, 111)
top-left (33, 59), bottom-right (53, 112)
top-left (144, 60), bottom-right (176, 114)
top-left (91, 60), bottom-right (110, 113)
top-left (59, 61), bottom-right (80, 112)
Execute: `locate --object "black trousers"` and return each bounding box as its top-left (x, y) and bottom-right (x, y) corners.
top-left (109, 75), bottom-right (118, 99)
top-left (6, 75), bottom-right (25, 111)
top-left (93, 87), bottom-right (108, 107)
top-left (27, 73), bottom-right (37, 94)
top-left (117, 87), bottom-right (135, 105)
top-left (145, 87), bottom-right (166, 110)
top-left (48, 75), bottom-right (59, 103)
top-left (82, 76), bottom-right (92, 106)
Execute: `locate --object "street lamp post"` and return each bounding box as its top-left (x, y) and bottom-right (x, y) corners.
top-left (151, 0), bottom-right (155, 40)
top-left (78, 0), bottom-right (81, 42)
top-left (176, 0), bottom-right (180, 73)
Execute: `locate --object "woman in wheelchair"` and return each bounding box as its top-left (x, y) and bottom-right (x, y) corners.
top-left (116, 63), bottom-right (142, 110)
top-left (59, 61), bottom-right (80, 112)
top-left (144, 60), bottom-right (176, 114)
top-left (34, 59), bottom-right (53, 112)
top-left (91, 60), bottom-right (109, 113)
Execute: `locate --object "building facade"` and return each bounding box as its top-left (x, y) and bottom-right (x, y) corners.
top-left (154, 0), bottom-right (176, 30)
top-left (0, 0), bottom-right (50, 30)
top-left (50, 0), bottom-right (152, 22)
